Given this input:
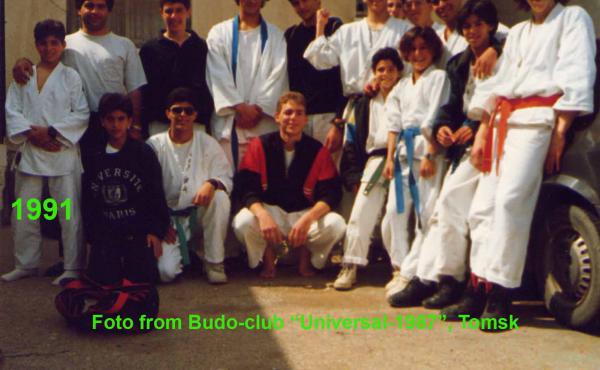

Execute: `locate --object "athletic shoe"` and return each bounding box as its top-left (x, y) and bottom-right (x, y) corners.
top-left (422, 275), bottom-right (463, 309)
top-left (387, 278), bottom-right (435, 307)
top-left (385, 273), bottom-right (410, 299)
top-left (205, 262), bottom-right (228, 284)
top-left (333, 264), bottom-right (357, 291)
top-left (480, 284), bottom-right (513, 333)
top-left (441, 280), bottom-right (486, 321)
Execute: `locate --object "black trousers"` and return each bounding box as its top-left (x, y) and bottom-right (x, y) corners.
top-left (87, 234), bottom-right (158, 285)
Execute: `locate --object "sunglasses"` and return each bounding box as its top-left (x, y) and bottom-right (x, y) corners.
top-left (170, 107), bottom-right (196, 115)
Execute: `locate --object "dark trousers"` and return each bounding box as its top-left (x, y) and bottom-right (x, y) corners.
top-left (87, 233), bottom-right (158, 285)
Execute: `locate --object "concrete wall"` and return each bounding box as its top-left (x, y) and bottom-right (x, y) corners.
top-left (191, 0), bottom-right (356, 38)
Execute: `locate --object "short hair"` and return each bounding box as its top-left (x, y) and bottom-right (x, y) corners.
top-left (75, 0), bottom-right (115, 11)
top-left (514, 0), bottom-right (568, 10)
top-left (399, 26), bottom-right (443, 64)
top-left (371, 47), bottom-right (404, 73)
top-left (457, 0), bottom-right (498, 37)
top-left (276, 92), bottom-right (306, 113)
top-left (166, 87), bottom-right (199, 111)
top-left (99, 93), bottom-right (133, 118)
top-left (160, 0), bottom-right (190, 9)
top-left (34, 19), bottom-right (66, 43)
top-left (234, 0), bottom-right (269, 7)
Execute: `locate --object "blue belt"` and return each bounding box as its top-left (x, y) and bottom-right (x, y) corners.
top-left (394, 127), bottom-right (421, 222)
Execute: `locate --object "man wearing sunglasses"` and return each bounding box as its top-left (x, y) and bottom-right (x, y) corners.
top-left (148, 88), bottom-right (233, 284)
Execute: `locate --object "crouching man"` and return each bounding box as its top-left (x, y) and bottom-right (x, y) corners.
top-left (148, 88), bottom-right (233, 284)
top-left (232, 92), bottom-right (346, 278)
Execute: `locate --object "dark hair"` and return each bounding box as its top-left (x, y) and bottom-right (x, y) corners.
top-left (166, 87), bottom-right (199, 111)
top-left (34, 19), bottom-right (66, 43)
top-left (457, 0), bottom-right (499, 37)
top-left (276, 91), bottom-right (306, 113)
top-left (399, 26), bottom-right (443, 64)
top-left (371, 47), bottom-right (404, 73)
top-left (234, 0), bottom-right (268, 7)
top-left (514, 0), bottom-right (568, 11)
top-left (75, 0), bottom-right (115, 11)
top-left (99, 93), bottom-right (133, 118)
top-left (160, 0), bottom-right (190, 9)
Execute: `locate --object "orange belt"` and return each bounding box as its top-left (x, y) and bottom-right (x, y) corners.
top-left (482, 94), bottom-right (561, 173)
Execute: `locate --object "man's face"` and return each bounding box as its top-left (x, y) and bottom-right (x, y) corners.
top-left (387, 0), bottom-right (404, 18)
top-left (166, 102), bottom-right (197, 134)
top-left (290, 0), bottom-right (321, 23)
top-left (35, 36), bottom-right (66, 65)
top-left (102, 110), bottom-right (131, 142)
top-left (276, 100), bottom-right (308, 139)
top-left (432, 0), bottom-right (462, 25)
top-left (403, 0), bottom-right (433, 27)
top-left (78, 0), bottom-right (110, 33)
top-left (161, 2), bottom-right (190, 34)
top-left (239, 0), bottom-right (264, 17)
top-left (363, 0), bottom-right (388, 16)
top-left (527, 0), bottom-right (557, 16)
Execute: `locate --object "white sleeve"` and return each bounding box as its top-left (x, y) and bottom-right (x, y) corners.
top-left (5, 82), bottom-right (33, 145)
top-left (495, 23), bottom-right (510, 42)
top-left (385, 86), bottom-right (403, 133)
top-left (423, 72), bottom-right (451, 139)
top-left (206, 25), bottom-right (244, 116)
top-left (124, 39), bottom-right (147, 92)
top-left (303, 30), bottom-right (343, 71)
top-left (255, 30), bottom-right (288, 118)
top-left (206, 134), bottom-right (234, 193)
top-left (53, 71), bottom-right (90, 147)
top-left (553, 7), bottom-right (596, 115)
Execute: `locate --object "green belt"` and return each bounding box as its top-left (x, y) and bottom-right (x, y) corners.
top-left (363, 157), bottom-right (390, 195)
top-left (170, 207), bottom-right (197, 266)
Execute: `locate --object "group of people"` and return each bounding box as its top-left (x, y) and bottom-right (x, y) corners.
top-left (1, 0), bottom-right (596, 332)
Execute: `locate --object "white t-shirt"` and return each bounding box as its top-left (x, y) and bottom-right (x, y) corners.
top-left (63, 30), bottom-right (147, 112)
top-left (366, 93), bottom-right (389, 154)
top-left (284, 149), bottom-right (295, 175)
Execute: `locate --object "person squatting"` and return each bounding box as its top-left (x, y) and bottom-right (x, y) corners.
top-left (1, 0), bottom-right (596, 333)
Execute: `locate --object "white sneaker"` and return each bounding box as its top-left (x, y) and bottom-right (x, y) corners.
top-left (385, 273), bottom-right (410, 299)
top-left (333, 265), bottom-right (357, 291)
top-left (1, 268), bottom-right (37, 282)
top-left (52, 270), bottom-right (80, 286)
top-left (205, 262), bottom-right (228, 284)
top-left (385, 270), bottom-right (401, 290)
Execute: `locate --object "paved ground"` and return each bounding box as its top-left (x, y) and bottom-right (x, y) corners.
top-left (1, 225), bottom-right (600, 370)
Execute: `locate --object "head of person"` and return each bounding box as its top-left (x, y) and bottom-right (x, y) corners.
top-left (363, 0), bottom-right (389, 17)
top-left (399, 26), bottom-right (443, 73)
top-left (99, 93), bottom-right (133, 142)
top-left (387, 0), bottom-right (404, 18)
top-left (235, 0), bottom-right (269, 16)
top-left (275, 92), bottom-right (308, 140)
top-left (160, 0), bottom-right (191, 34)
top-left (457, 0), bottom-right (498, 52)
top-left (34, 19), bottom-right (67, 65)
top-left (432, 0), bottom-right (463, 25)
top-left (514, 0), bottom-right (564, 15)
top-left (371, 48), bottom-right (403, 93)
top-left (76, 0), bottom-right (113, 33)
top-left (403, 0), bottom-right (434, 27)
top-left (165, 87), bottom-right (199, 135)
top-left (288, 0), bottom-right (321, 23)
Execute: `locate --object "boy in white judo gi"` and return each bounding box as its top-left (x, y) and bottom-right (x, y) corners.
top-left (206, 0), bottom-right (288, 170)
top-left (381, 26), bottom-right (450, 304)
top-left (453, 0), bottom-right (596, 331)
top-left (333, 48), bottom-right (404, 290)
top-left (148, 88), bottom-right (233, 284)
top-left (2, 20), bottom-right (89, 284)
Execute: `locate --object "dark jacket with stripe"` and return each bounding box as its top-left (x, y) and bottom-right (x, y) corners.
top-left (235, 132), bottom-right (342, 212)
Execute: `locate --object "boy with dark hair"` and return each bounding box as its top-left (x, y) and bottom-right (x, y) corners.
top-left (2, 19), bottom-right (89, 284)
top-left (83, 93), bottom-right (169, 285)
top-left (232, 92), bottom-right (346, 279)
top-left (140, 0), bottom-right (214, 137)
top-left (148, 88), bottom-right (233, 284)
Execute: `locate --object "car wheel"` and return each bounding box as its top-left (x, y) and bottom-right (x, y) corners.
top-left (537, 205), bottom-right (600, 330)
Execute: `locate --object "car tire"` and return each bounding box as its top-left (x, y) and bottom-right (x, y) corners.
top-left (536, 205), bottom-right (600, 330)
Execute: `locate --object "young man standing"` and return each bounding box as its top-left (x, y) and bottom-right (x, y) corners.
top-left (140, 0), bottom-right (214, 137)
top-left (148, 88), bottom-right (233, 284)
top-left (403, 0), bottom-right (443, 30)
top-left (232, 92), bottom-right (346, 278)
top-left (285, 0), bottom-right (345, 157)
top-left (206, 0), bottom-right (288, 169)
top-left (388, 0), bottom-right (405, 18)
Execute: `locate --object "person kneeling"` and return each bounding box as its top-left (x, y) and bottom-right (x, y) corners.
top-left (232, 92), bottom-right (346, 278)
top-left (148, 88), bottom-right (233, 284)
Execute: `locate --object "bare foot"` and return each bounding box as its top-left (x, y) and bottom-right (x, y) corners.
top-left (260, 267), bottom-right (276, 279)
top-left (298, 247), bottom-right (316, 277)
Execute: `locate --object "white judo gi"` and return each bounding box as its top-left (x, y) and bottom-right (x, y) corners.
top-left (466, 4), bottom-right (596, 288)
top-left (206, 17), bottom-right (288, 168)
top-left (384, 66), bottom-right (450, 272)
top-left (5, 63), bottom-right (89, 271)
top-left (148, 129), bottom-right (233, 282)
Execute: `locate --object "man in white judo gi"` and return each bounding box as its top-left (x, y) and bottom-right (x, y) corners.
top-left (2, 20), bottom-right (89, 284)
top-left (206, 0), bottom-right (288, 170)
top-left (148, 88), bottom-right (233, 284)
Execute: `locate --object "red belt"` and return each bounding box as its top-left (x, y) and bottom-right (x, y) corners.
top-left (482, 94), bottom-right (561, 173)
